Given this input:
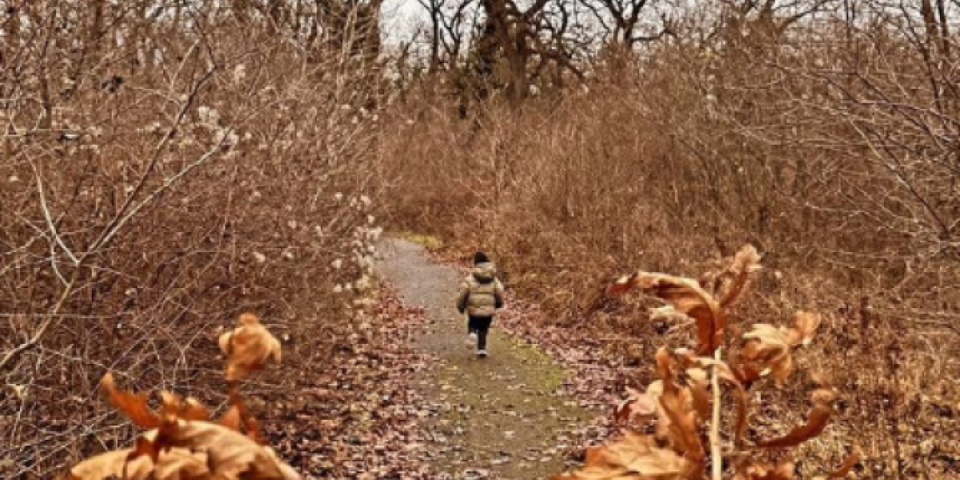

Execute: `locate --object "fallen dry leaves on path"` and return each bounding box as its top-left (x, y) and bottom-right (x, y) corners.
top-left (261, 286), bottom-right (436, 479)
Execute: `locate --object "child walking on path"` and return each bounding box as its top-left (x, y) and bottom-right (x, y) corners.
top-left (456, 252), bottom-right (505, 357)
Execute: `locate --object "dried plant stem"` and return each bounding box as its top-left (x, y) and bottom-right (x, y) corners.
top-left (710, 347), bottom-right (722, 480)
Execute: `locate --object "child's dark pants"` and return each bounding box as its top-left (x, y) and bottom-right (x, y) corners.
top-left (468, 315), bottom-right (493, 350)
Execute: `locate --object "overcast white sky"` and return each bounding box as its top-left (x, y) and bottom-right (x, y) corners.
top-left (380, 1), bottom-right (428, 49)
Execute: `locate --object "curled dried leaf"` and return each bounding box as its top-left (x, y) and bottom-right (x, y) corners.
top-left (657, 385), bottom-right (704, 465)
top-left (101, 372), bottom-right (161, 429)
top-left (757, 387), bottom-right (837, 449)
top-left (813, 446), bottom-right (862, 479)
top-left (648, 348), bottom-right (703, 460)
top-left (741, 324), bottom-right (793, 385)
top-left (610, 273), bottom-right (724, 354)
top-left (740, 312), bottom-right (821, 385)
top-left (719, 245), bottom-right (762, 308)
top-left (219, 313), bottom-right (282, 382)
top-left (783, 311), bottom-right (821, 347)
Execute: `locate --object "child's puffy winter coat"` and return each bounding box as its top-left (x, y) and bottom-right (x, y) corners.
top-left (456, 262), bottom-right (505, 317)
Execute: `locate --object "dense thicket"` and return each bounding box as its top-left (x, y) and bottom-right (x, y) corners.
top-left (1, 1), bottom-right (384, 476)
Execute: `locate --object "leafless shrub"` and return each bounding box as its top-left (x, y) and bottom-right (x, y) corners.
top-left (0, 1), bottom-right (383, 476)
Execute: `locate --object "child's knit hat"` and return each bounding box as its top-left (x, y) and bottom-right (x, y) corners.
top-left (473, 251), bottom-right (490, 265)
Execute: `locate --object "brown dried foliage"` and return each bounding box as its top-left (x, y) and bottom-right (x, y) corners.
top-left (555, 246), bottom-right (859, 480)
top-left (69, 313), bottom-right (297, 480)
top-left (609, 272), bottom-right (725, 355)
top-left (608, 245), bottom-right (761, 355)
top-left (219, 313), bottom-right (282, 382)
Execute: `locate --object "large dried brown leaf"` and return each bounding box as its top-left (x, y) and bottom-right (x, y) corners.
top-left (69, 446), bottom-right (211, 480)
top-left (83, 372), bottom-right (297, 479)
top-left (70, 449), bottom-right (143, 480)
top-left (551, 432), bottom-right (692, 480)
top-left (70, 420), bottom-right (301, 480)
top-left (757, 388), bottom-right (837, 449)
top-left (219, 313), bottom-right (282, 382)
top-left (609, 274), bottom-right (724, 354)
top-left (159, 418), bottom-right (299, 479)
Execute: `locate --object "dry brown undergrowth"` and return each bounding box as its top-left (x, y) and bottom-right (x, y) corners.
top-left (1, 3), bottom-right (383, 475)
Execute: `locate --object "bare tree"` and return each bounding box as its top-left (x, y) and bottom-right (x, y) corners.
top-left (583, 0), bottom-right (672, 49)
top-left (418, 0), bottom-right (476, 73)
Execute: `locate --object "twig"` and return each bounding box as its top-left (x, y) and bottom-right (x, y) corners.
top-left (33, 164), bottom-right (79, 265)
top-left (0, 268), bottom-right (80, 372)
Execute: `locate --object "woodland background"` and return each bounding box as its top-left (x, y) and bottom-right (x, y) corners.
top-left (1, 0), bottom-right (958, 478)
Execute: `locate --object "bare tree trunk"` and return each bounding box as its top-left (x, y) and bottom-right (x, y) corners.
top-left (935, 0), bottom-right (950, 59)
top-left (3, 0), bottom-right (22, 60)
top-left (481, 0), bottom-right (529, 102)
top-left (425, 0), bottom-right (443, 72)
top-left (89, 0), bottom-right (104, 54)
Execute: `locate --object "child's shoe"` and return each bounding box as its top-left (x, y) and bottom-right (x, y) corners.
top-left (476, 349), bottom-right (487, 357)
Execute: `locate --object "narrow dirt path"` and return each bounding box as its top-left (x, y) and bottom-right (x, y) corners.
top-left (377, 239), bottom-right (589, 480)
